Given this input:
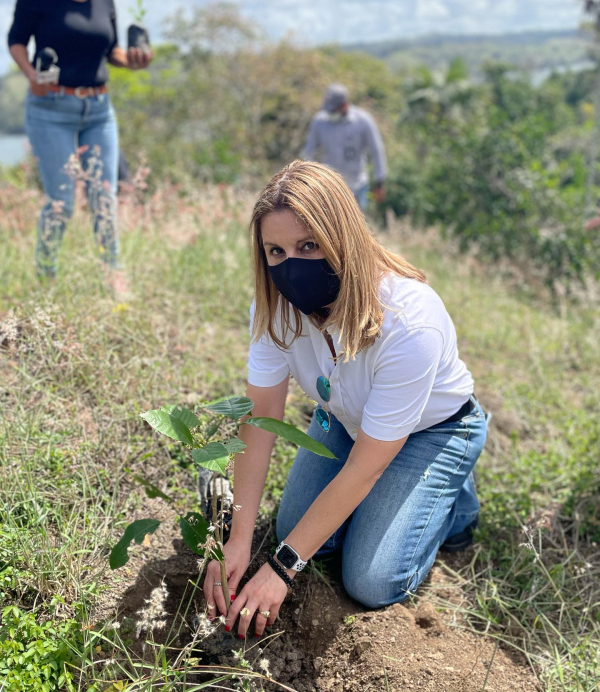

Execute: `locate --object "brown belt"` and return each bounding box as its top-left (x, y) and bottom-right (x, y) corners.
top-left (48, 84), bottom-right (108, 98)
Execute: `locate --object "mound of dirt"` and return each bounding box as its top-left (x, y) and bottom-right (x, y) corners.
top-left (107, 514), bottom-right (541, 692)
top-left (196, 563), bottom-right (539, 692)
top-left (304, 600), bottom-right (540, 692)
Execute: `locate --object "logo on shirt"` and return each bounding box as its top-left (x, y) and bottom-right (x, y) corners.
top-left (344, 146), bottom-right (357, 161)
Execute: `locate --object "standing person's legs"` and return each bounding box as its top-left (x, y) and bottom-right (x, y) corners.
top-left (25, 93), bottom-right (78, 278)
top-left (353, 184), bottom-right (369, 212)
top-left (79, 95), bottom-right (120, 270)
top-left (341, 403), bottom-right (487, 608)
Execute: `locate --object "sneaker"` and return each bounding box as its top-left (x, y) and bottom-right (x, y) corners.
top-left (440, 516), bottom-right (479, 553)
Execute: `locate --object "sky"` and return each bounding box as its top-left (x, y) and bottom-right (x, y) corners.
top-left (0, 0), bottom-right (584, 74)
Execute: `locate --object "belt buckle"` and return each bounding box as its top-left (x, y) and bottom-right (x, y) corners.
top-left (74, 86), bottom-right (91, 99)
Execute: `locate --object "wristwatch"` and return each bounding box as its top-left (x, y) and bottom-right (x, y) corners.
top-left (275, 541), bottom-right (307, 572)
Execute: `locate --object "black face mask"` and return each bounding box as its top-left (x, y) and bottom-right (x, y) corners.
top-left (268, 257), bottom-right (341, 315)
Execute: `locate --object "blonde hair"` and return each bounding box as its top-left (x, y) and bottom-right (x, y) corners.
top-left (250, 160), bottom-right (426, 361)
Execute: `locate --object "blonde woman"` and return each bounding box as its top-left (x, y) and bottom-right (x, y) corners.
top-left (204, 161), bottom-right (487, 638)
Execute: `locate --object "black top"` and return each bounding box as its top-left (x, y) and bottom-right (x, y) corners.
top-left (8, 0), bottom-right (118, 87)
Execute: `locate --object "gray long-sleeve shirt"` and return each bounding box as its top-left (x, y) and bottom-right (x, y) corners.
top-left (302, 105), bottom-right (387, 194)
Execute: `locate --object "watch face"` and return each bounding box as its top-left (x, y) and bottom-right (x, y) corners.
top-left (277, 544), bottom-right (298, 569)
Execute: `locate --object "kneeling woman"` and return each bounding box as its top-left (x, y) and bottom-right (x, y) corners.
top-left (205, 160), bottom-right (487, 637)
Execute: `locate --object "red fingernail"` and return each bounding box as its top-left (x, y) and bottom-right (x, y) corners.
top-left (230, 595), bottom-right (236, 601)
top-left (225, 626), bottom-right (230, 632)
top-left (255, 633), bottom-right (260, 638)
top-left (238, 634), bottom-right (244, 639)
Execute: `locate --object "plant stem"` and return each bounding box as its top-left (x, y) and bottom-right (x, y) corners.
top-left (220, 557), bottom-right (231, 610)
top-left (211, 475), bottom-right (218, 529)
top-left (218, 476), bottom-right (232, 608)
top-left (212, 475), bottom-right (231, 610)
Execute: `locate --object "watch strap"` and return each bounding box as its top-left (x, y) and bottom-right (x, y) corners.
top-left (276, 541), bottom-right (308, 572)
top-left (267, 555), bottom-right (295, 589)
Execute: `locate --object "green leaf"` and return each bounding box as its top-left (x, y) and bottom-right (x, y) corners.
top-left (140, 409), bottom-right (193, 445)
top-left (224, 438), bottom-right (247, 454)
top-left (132, 475), bottom-right (173, 503)
top-left (203, 396), bottom-right (254, 420)
top-left (192, 445), bottom-right (229, 474)
top-left (109, 519), bottom-right (161, 569)
top-left (179, 512), bottom-right (223, 560)
top-left (191, 438), bottom-right (246, 473)
top-left (244, 417), bottom-right (336, 458)
top-left (206, 420), bottom-right (221, 439)
top-left (161, 404), bottom-right (200, 430)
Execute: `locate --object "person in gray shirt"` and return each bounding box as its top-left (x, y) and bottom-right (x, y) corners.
top-left (302, 84), bottom-right (387, 211)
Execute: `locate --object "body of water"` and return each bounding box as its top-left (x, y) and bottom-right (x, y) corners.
top-left (0, 133), bottom-right (30, 167)
top-left (530, 59), bottom-right (596, 87)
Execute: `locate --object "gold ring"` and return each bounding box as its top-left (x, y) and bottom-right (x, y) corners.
top-left (260, 610), bottom-right (270, 618)
top-left (207, 603), bottom-right (216, 610)
top-left (240, 607), bottom-right (250, 617)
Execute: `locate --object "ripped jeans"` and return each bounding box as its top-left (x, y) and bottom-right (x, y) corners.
top-left (25, 91), bottom-right (119, 278)
top-left (276, 399), bottom-right (487, 608)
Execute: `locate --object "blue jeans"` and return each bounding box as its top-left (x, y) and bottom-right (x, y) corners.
top-left (25, 91), bottom-right (119, 278)
top-left (353, 184), bottom-right (369, 212)
top-left (276, 397), bottom-right (487, 608)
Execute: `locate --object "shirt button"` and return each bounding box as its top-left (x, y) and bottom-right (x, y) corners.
top-left (352, 428), bottom-right (358, 434)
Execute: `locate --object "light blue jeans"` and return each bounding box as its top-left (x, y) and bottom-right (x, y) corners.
top-left (354, 184), bottom-right (369, 212)
top-left (276, 397), bottom-right (487, 608)
top-left (25, 91), bottom-right (119, 278)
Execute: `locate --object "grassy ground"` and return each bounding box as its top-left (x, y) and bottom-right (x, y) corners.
top-left (0, 182), bottom-right (599, 691)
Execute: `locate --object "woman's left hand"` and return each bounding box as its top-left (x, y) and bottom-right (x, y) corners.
top-left (225, 562), bottom-right (290, 638)
top-left (127, 47), bottom-right (152, 70)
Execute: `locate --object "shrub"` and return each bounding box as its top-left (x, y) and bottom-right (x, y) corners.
top-left (0, 605), bottom-right (78, 692)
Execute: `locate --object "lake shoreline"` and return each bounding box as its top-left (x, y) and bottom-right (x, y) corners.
top-left (0, 133), bottom-right (30, 167)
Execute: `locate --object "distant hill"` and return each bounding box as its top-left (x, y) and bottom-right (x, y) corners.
top-left (344, 30), bottom-right (591, 77)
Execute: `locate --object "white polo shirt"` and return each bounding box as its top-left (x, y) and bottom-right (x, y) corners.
top-left (248, 274), bottom-right (474, 442)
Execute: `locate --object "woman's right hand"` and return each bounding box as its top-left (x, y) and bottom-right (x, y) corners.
top-left (203, 539), bottom-right (251, 620)
top-left (28, 69), bottom-right (50, 97)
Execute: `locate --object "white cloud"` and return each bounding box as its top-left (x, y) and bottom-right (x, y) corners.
top-left (416, 0), bottom-right (450, 20)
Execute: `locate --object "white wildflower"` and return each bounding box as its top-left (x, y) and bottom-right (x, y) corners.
top-left (135, 580), bottom-right (169, 638)
top-left (107, 622), bottom-right (120, 630)
top-left (259, 658), bottom-right (271, 677)
top-left (195, 613), bottom-right (216, 638)
top-left (218, 615), bottom-right (227, 625)
top-left (201, 535), bottom-right (217, 553)
top-left (207, 524), bottom-right (217, 533)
